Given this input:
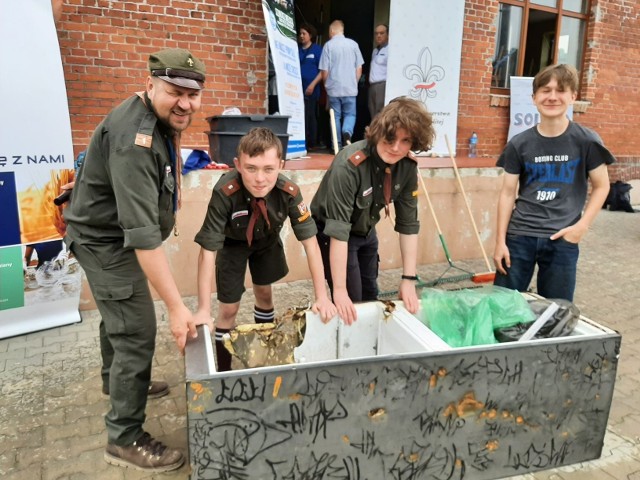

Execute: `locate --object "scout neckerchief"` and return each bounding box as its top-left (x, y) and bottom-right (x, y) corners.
top-left (383, 166), bottom-right (392, 217)
top-left (246, 198), bottom-right (270, 246)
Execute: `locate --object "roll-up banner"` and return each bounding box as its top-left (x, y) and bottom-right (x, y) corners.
top-left (386, 0), bottom-right (465, 156)
top-left (261, 0), bottom-right (306, 159)
top-left (0, 0), bottom-right (81, 338)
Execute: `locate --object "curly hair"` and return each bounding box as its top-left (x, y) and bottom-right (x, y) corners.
top-left (236, 127), bottom-right (283, 159)
top-left (365, 97), bottom-right (435, 152)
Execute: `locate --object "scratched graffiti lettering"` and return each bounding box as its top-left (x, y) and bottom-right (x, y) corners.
top-left (215, 376), bottom-right (266, 403)
top-left (506, 439), bottom-right (572, 470)
top-left (191, 407), bottom-right (292, 478)
top-left (187, 336), bottom-right (619, 479)
top-left (413, 405), bottom-right (465, 437)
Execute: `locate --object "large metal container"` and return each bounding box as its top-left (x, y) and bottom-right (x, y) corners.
top-left (185, 298), bottom-right (620, 480)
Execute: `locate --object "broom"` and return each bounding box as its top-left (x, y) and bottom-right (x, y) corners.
top-left (444, 135), bottom-right (495, 283)
top-left (417, 172), bottom-right (475, 286)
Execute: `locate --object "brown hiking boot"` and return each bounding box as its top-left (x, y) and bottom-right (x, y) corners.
top-left (104, 432), bottom-right (184, 472)
top-left (102, 381), bottom-right (170, 399)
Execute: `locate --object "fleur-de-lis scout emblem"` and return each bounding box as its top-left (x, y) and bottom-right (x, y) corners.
top-left (187, 57), bottom-right (194, 67)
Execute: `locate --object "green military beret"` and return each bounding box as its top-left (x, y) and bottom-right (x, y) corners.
top-left (148, 48), bottom-right (206, 90)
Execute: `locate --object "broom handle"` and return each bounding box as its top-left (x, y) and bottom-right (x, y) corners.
top-left (329, 108), bottom-right (339, 155)
top-left (444, 135), bottom-right (493, 273)
top-left (418, 172), bottom-right (454, 265)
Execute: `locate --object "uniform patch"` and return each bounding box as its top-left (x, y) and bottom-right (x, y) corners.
top-left (222, 179), bottom-right (240, 196)
top-left (279, 180), bottom-right (299, 196)
top-left (135, 133), bottom-right (152, 148)
top-left (297, 211), bottom-right (311, 223)
top-left (231, 210), bottom-right (249, 219)
top-left (363, 187), bottom-right (373, 196)
top-left (349, 150), bottom-right (368, 166)
top-left (297, 201), bottom-right (308, 216)
top-left (412, 190), bottom-right (419, 197)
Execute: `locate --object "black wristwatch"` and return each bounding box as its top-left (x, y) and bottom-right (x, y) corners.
top-left (401, 274), bottom-right (418, 281)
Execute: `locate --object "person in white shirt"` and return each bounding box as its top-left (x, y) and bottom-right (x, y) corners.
top-left (368, 24), bottom-right (389, 120)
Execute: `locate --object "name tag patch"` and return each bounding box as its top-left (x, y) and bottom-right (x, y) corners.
top-left (231, 210), bottom-right (249, 220)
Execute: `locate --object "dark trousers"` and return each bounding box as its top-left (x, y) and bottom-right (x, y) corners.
top-left (316, 229), bottom-right (379, 302)
top-left (66, 237), bottom-right (155, 446)
top-left (304, 96), bottom-right (318, 148)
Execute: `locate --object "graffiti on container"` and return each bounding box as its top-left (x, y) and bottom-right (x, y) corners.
top-left (275, 396), bottom-right (348, 442)
top-left (349, 429), bottom-right (389, 459)
top-left (214, 376), bottom-right (267, 403)
top-left (389, 441), bottom-right (462, 480)
top-left (413, 405), bottom-right (466, 437)
top-left (266, 452), bottom-right (364, 480)
top-left (188, 338), bottom-right (618, 479)
top-left (506, 438), bottom-right (572, 470)
top-left (191, 407), bottom-right (291, 478)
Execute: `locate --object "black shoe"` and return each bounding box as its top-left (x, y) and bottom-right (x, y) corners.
top-left (102, 381), bottom-right (170, 399)
top-left (342, 132), bottom-right (352, 146)
top-left (105, 432), bottom-right (184, 472)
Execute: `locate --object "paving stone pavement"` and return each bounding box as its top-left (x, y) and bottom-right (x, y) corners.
top-left (1, 208), bottom-right (638, 480)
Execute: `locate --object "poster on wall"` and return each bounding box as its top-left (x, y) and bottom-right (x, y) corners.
top-left (261, 0), bottom-right (306, 159)
top-left (508, 76), bottom-right (573, 141)
top-left (0, 0), bottom-right (82, 339)
top-left (386, 0), bottom-right (465, 156)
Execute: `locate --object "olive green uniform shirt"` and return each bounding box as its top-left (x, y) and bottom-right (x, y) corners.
top-left (64, 93), bottom-right (177, 249)
top-left (311, 139), bottom-right (420, 241)
top-left (195, 170), bottom-right (317, 251)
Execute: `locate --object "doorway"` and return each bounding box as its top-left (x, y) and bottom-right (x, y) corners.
top-left (293, 0), bottom-right (386, 144)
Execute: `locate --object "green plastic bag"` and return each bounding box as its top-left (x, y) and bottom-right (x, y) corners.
top-left (420, 286), bottom-right (535, 347)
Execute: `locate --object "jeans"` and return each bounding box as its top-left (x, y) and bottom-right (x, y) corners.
top-left (328, 95), bottom-right (356, 148)
top-left (493, 233), bottom-right (579, 301)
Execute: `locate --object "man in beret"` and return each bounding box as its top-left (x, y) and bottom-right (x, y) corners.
top-left (63, 48), bottom-right (213, 472)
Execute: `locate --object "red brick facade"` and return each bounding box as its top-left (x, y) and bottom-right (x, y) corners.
top-left (56, 0), bottom-right (639, 180)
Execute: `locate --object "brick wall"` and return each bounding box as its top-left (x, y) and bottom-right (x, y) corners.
top-left (56, 0), bottom-right (639, 180)
top-left (55, 0), bottom-right (267, 155)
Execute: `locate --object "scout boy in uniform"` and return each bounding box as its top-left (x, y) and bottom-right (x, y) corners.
top-left (311, 97), bottom-right (435, 324)
top-left (194, 127), bottom-right (336, 371)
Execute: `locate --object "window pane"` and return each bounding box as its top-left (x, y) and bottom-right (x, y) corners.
top-left (492, 4), bottom-right (522, 88)
top-left (558, 16), bottom-right (585, 73)
top-left (562, 0), bottom-right (588, 14)
top-left (531, 0), bottom-right (557, 7)
top-left (523, 10), bottom-right (557, 76)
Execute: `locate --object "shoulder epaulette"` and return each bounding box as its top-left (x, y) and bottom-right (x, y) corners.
top-left (348, 150), bottom-right (368, 166)
top-left (221, 178), bottom-right (241, 197)
top-left (278, 179), bottom-right (299, 197)
top-left (407, 151), bottom-right (418, 162)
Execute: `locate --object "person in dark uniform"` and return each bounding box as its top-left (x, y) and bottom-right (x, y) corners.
top-left (311, 97), bottom-right (435, 324)
top-left (63, 48), bottom-right (213, 473)
top-left (194, 127), bottom-right (336, 371)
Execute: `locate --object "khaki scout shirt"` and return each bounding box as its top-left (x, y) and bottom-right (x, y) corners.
top-left (195, 170), bottom-right (317, 252)
top-left (310, 140), bottom-right (419, 241)
top-left (64, 93), bottom-right (177, 250)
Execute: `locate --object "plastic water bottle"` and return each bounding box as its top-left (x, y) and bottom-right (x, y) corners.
top-left (469, 132), bottom-right (478, 158)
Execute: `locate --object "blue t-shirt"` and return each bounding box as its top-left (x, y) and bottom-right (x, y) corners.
top-left (299, 43), bottom-right (323, 100)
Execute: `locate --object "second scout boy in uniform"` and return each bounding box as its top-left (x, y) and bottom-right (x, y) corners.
top-left (194, 127), bottom-right (336, 371)
top-left (311, 97), bottom-right (435, 324)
